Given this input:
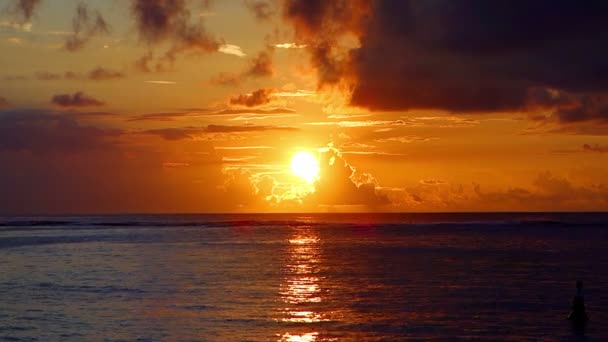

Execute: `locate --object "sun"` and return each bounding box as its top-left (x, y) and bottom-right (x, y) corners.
top-left (291, 151), bottom-right (320, 183)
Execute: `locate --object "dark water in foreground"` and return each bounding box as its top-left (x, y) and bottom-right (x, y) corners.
top-left (1, 213), bottom-right (607, 341)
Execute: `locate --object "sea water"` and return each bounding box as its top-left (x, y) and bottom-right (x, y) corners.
top-left (1, 213), bottom-right (607, 341)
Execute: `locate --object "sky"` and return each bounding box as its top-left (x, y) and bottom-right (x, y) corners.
top-left (1, 0), bottom-right (608, 214)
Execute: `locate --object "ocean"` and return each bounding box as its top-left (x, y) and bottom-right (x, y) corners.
top-left (1, 213), bottom-right (607, 341)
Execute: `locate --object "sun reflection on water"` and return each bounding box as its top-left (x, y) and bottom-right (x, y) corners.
top-left (278, 332), bottom-right (319, 342)
top-left (278, 228), bottom-right (324, 340)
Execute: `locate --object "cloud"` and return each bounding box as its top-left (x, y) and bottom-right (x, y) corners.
top-left (127, 107), bottom-right (295, 122)
top-left (307, 147), bottom-right (390, 206)
top-left (245, 48), bottom-right (273, 77)
top-left (127, 111), bottom-right (205, 122)
top-left (51, 92), bottom-right (105, 107)
top-left (142, 127), bottom-right (203, 141)
top-left (210, 46), bottom-right (274, 84)
top-left (0, 110), bottom-right (121, 154)
top-left (244, 0), bottom-right (275, 21)
top-left (274, 90), bottom-right (314, 97)
top-left (551, 96), bottom-right (608, 123)
top-left (0, 97), bottom-right (8, 108)
top-left (33, 68), bottom-right (124, 81)
top-left (473, 172), bottom-right (608, 211)
top-left (274, 43), bottom-right (306, 49)
top-left (375, 136), bottom-right (437, 143)
top-left (88, 67), bottom-right (125, 80)
top-left (218, 44), bottom-right (246, 57)
top-left (143, 124), bottom-right (298, 140)
top-left (217, 146), bottom-right (393, 210)
top-left (0, 109), bottom-right (234, 214)
top-left (229, 88), bottom-right (275, 107)
top-left (11, 0), bottom-right (42, 22)
top-left (64, 3), bottom-right (109, 52)
top-left (144, 80), bottom-right (176, 84)
top-left (583, 144), bottom-right (608, 153)
top-left (216, 108), bottom-right (296, 115)
top-left (206, 124), bottom-right (298, 133)
top-left (282, 1), bottom-right (608, 118)
top-left (131, 0), bottom-right (221, 68)
top-left (34, 71), bottom-right (62, 80)
top-left (134, 53), bottom-right (166, 73)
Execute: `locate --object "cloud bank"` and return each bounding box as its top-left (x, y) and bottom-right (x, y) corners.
top-left (51, 92), bottom-right (105, 107)
top-left (283, 0), bottom-right (608, 122)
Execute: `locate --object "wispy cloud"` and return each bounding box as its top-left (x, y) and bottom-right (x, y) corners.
top-left (274, 90), bottom-right (315, 97)
top-left (305, 120), bottom-right (397, 127)
top-left (142, 124), bottom-right (299, 140)
top-left (229, 114), bottom-right (299, 121)
top-left (375, 136), bottom-right (438, 143)
top-left (219, 44), bottom-right (246, 57)
top-left (51, 92), bottom-right (105, 107)
top-left (583, 143), bottom-right (608, 153)
top-left (64, 3), bottom-right (109, 52)
top-left (274, 43), bottom-right (306, 49)
top-left (244, 0), bottom-right (275, 21)
top-left (144, 80), bottom-right (176, 84)
top-left (215, 146), bottom-right (273, 150)
top-left (230, 88), bottom-right (275, 107)
top-left (216, 108), bottom-right (295, 115)
top-left (33, 68), bottom-right (125, 81)
top-left (127, 108), bottom-right (296, 122)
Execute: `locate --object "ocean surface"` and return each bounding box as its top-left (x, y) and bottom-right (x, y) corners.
top-left (1, 213), bottom-right (607, 341)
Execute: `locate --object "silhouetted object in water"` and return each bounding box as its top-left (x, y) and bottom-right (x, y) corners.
top-left (568, 281), bottom-right (589, 327)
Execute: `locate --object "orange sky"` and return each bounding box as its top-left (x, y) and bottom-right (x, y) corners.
top-left (1, 0), bottom-right (608, 214)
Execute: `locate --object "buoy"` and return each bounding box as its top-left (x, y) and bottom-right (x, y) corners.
top-left (568, 281), bottom-right (589, 325)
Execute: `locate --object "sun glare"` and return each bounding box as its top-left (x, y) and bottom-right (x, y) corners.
top-left (291, 152), bottom-right (320, 183)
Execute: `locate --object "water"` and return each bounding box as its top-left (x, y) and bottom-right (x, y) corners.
top-left (1, 213), bottom-right (607, 341)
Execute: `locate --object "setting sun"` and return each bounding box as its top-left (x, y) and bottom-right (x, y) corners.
top-left (291, 152), bottom-right (320, 183)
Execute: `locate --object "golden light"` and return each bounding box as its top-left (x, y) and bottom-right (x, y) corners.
top-left (290, 152), bottom-right (320, 183)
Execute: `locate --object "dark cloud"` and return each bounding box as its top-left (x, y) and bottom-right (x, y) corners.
top-left (127, 107), bottom-right (295, 121)
top-left (210, 46), bottom-right (274, 84)
top-left (64, 3), bottom-right (109, 52)
top-left (134, 53), bottom-right (167, 73)
top-left (206, 124), bottom-right (298, 133)
top-left (552, 96), bottom-right (608, 123)
top-left (307, 147), bottom-right (390, 207)
top-left (473, 172), bottom-right (608, 210)
top-left (51, 92), bottom-right (105, 107)
top-left (12, 0), bottom-right (42, 22)
top-left (0, 110), bottom-right (121, 154)
top-left (142, 127), bottom-right (203, 141)
top-left (246, 48), bottom-right (273, 77)
top-left (143, 124), bottom-right (298, 140)
top-left (229, 88), bottom-right (275, 107)
top-left (88, 67), bottom-right (125, 80)
top-left (244, 0), bottom-right (275, 21)
top-left (0, 109), bottom-right (232, 214)
top-left (583, 144), bottom-right (608, 153)
top-left (131, 0), bottom-right (221, 68)
top-left (127, 111), bottom-right (204, 122)
top-left (33, 68), bottom-right (124, 81)
top-left (283, 0), bottom-right (608, 116)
